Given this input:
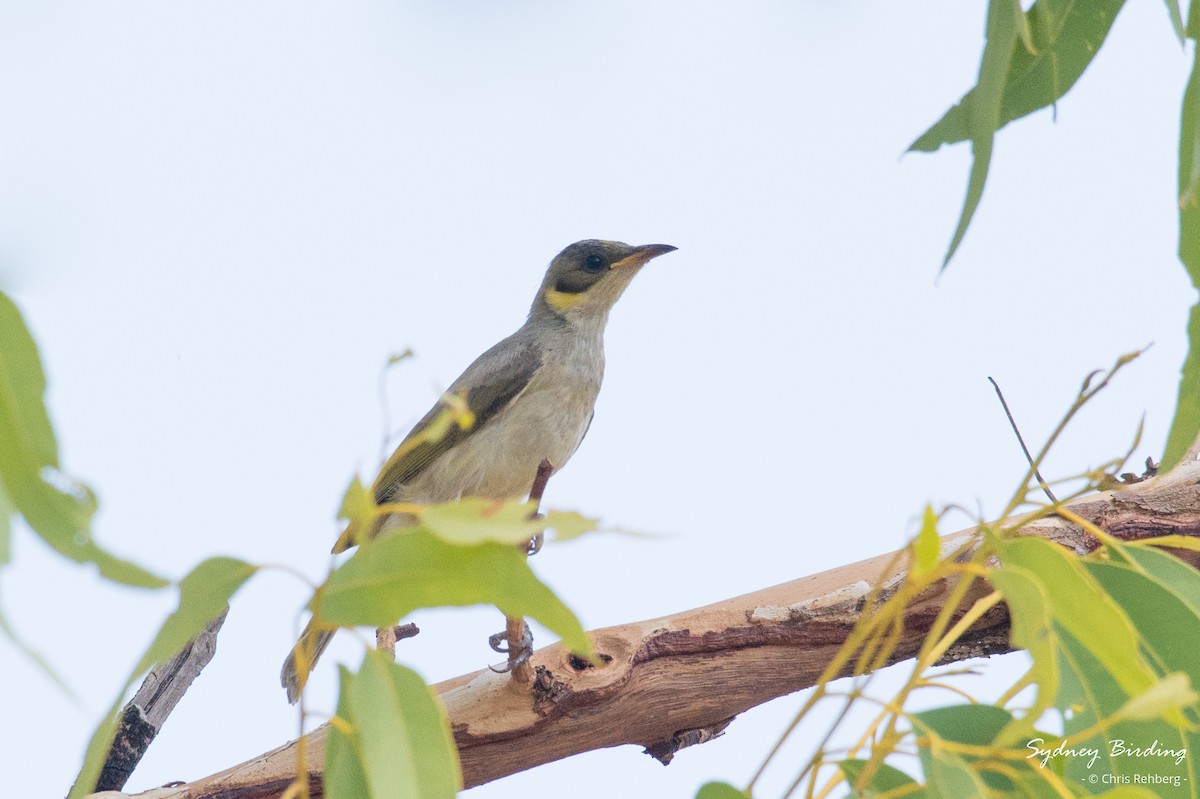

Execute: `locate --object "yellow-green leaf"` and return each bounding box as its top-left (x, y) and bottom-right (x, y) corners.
top-left (695, 783), bottom-right (750, 799)
top-left (0, 291), bottom-right (163, 588)
top-left (335, 651), bottom-right (460, 799)
top-left (997, 537), bottom-right (1156, 700)
top-left (421, 498), bottom-right (542, 545)
top-left (912, 504), bottom-right (941, 576)
top-left (988, 565), bottom-right (1059, 724)
top-left (839, 759), bottom-right (927, 798)
top-left (1162, 302), bottom-right (1200, 469)
top-left (542, 509), bottom-right (601, 542)
top-left (325, 670), bottom-right (371, 799)
top-left (320, 530), bottom-right (591, 657)
top-left (1116, 673), bottom-right (1198, 722)
top-left (940, 0), bottom-right (1019, 269)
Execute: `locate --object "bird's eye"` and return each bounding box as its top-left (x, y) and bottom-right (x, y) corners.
top-left (583, 253), bottom-right (605, 273)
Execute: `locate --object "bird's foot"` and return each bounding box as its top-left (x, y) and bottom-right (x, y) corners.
top-left (488, 624), bottom-right (534, 673)
top-left (525, 531), bottom-right (544, 556)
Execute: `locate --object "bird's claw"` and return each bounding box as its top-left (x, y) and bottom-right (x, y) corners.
top-left (525, 531), bottom-right (544, 556)
top-left (487, 625), bottom-right (534, 672)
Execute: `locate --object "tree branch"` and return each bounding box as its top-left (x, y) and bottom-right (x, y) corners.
top-left (87, 461), bottom-right (1200, 799)
top-left (84, 609), bottom-right (229, 796)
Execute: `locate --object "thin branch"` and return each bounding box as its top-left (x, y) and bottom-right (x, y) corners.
top-left (988, 376), bottom-right (1057, 504)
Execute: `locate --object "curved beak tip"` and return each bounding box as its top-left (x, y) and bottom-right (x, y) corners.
top-left (643, 243), bottom-right (677, 257)
top-left (611, 243), bottom-right (678, 269)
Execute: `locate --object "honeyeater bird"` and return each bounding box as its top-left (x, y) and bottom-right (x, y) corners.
top-left (281, 239), bottom-right (676, 702)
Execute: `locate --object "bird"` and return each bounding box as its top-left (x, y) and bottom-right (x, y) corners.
top-left (281, 239), bottom-right (677, 702)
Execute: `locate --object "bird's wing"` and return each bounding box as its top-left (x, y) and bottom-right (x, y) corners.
top-left (371, 332), bottom-right (543, 504)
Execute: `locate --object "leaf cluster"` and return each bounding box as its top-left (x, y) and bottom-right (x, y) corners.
top-left (704, 353), bottom-right (1200, 799)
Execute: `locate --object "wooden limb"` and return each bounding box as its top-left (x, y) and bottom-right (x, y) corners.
top-left (86, 461), bottom-right (1200, 798)
top-left (84, 608), bottom-right (229, 794)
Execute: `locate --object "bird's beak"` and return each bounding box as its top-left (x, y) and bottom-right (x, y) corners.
top-left (610, 243), bottom-right (678, 269)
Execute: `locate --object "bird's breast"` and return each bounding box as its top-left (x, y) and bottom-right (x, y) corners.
top-left (405, 338), bottom-right (603, 503)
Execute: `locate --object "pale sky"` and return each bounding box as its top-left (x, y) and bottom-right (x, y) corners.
top-left (2, 3), bottom-right (1194, 798)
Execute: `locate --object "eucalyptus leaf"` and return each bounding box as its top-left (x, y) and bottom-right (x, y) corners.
top-left (339, 651), bottom-right (460, 799)
top-left (940, 0), bottom-right (1018, 269)
top-left (325, 673), bottom-right (372, 799)
top-left (910, 0), bottom-right (1126, 153)
top-left (695, 782), bottom-right (750, 799)
top-left (422, 498), bottom-right (542, 545)
top-left (988, 566), bottom-right (1059, 723)
top-left (0, 291), bottom-right (163, 588)
top-left (1163, 305), bottom-right (1200, 471)
top-left (320, 530), bottom-right (591, 656)
top-left (997, 537), bottom-right (1156, 699)
top-left (839, 759), bottom-right (927, 798)
top-left (912, 504), bottom-right (941, 575)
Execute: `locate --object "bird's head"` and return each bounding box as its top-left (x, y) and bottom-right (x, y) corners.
top-left (532, 240), bottom-right (677, 325)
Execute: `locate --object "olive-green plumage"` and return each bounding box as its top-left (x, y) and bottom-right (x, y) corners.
top-left (281, 239), bottom-right (675, 702)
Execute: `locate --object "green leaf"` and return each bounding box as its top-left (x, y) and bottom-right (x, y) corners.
top-left (910, 0), bottom-right (1126, 153)
top-left (912, 705), bottom-right (1015, 792)
top-left (940, 0), bottom-right (1019, 269)
top-left (912, 504), bottom-right (941, 576)
top-left (1053, 625), bottom-right (1194, 789)
top-left (1165, 0), bottom-right (1187, 42)
top-left (329, 651), bottom-right (460, 799)
top-left (1175, 8), bottom-right (1200, 215)
top-left (1162, 304), bottom-right (1200, 470)
top-left (997, 537), bottom-right (1156, 700)
top-left (131, 557), bottom-right (257, 675)
top-left (541, 509), bottom-right (601, 542)
top-left (326, 672), bottom-right (371, 799)
top-left (1116, 673), bottom-right (1198, 722)
top-left (69, 557), bottom-right (257, 798)
top-left (422, 498), bottom-right (542, 545)
top-left (21, 478), bottom-right (163, 587)
top-left (913, 704), bottom-right (1015, 746)
top-left (1095, 788), bottom-right (1168, 799)
top-left (1166, 34), bottom-right (1200, 469)
top-left (1085, 560), bottom-right (1200, 721)
top-left (988, 565), bottom-right (1059, 723)
top-left (421, 501), bottom-right (603, 546)
top-left (0, 291), bottom-right (164, 588)
top-left (1123, 545), bottom-right (1200, 618)
top-left (1011, 0), bottom-right (1035, 53)
top-left (695, 783), bottom-right (750, 799)
top-left (320, 530), bottom-right (592, 656)
top-left (920, 748), bottom-right (991, 799)
top-left (0, 290), bottom-right (57, 468)
top-left (335, 476), bottom-right (377, 552)
top-left (839, 759), bottom-right (927, 798)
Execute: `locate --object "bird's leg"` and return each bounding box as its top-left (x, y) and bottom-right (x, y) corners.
top-left (525, 457), bottom-right (554, 555)
top-left (490, 458), bottom-right (554, 680)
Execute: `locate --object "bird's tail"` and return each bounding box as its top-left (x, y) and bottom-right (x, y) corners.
top-left (280, 619), bottom-right (336, 704)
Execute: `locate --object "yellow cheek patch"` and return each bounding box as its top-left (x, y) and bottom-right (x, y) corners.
top-left (545, 288), bottom-right (587, 312)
